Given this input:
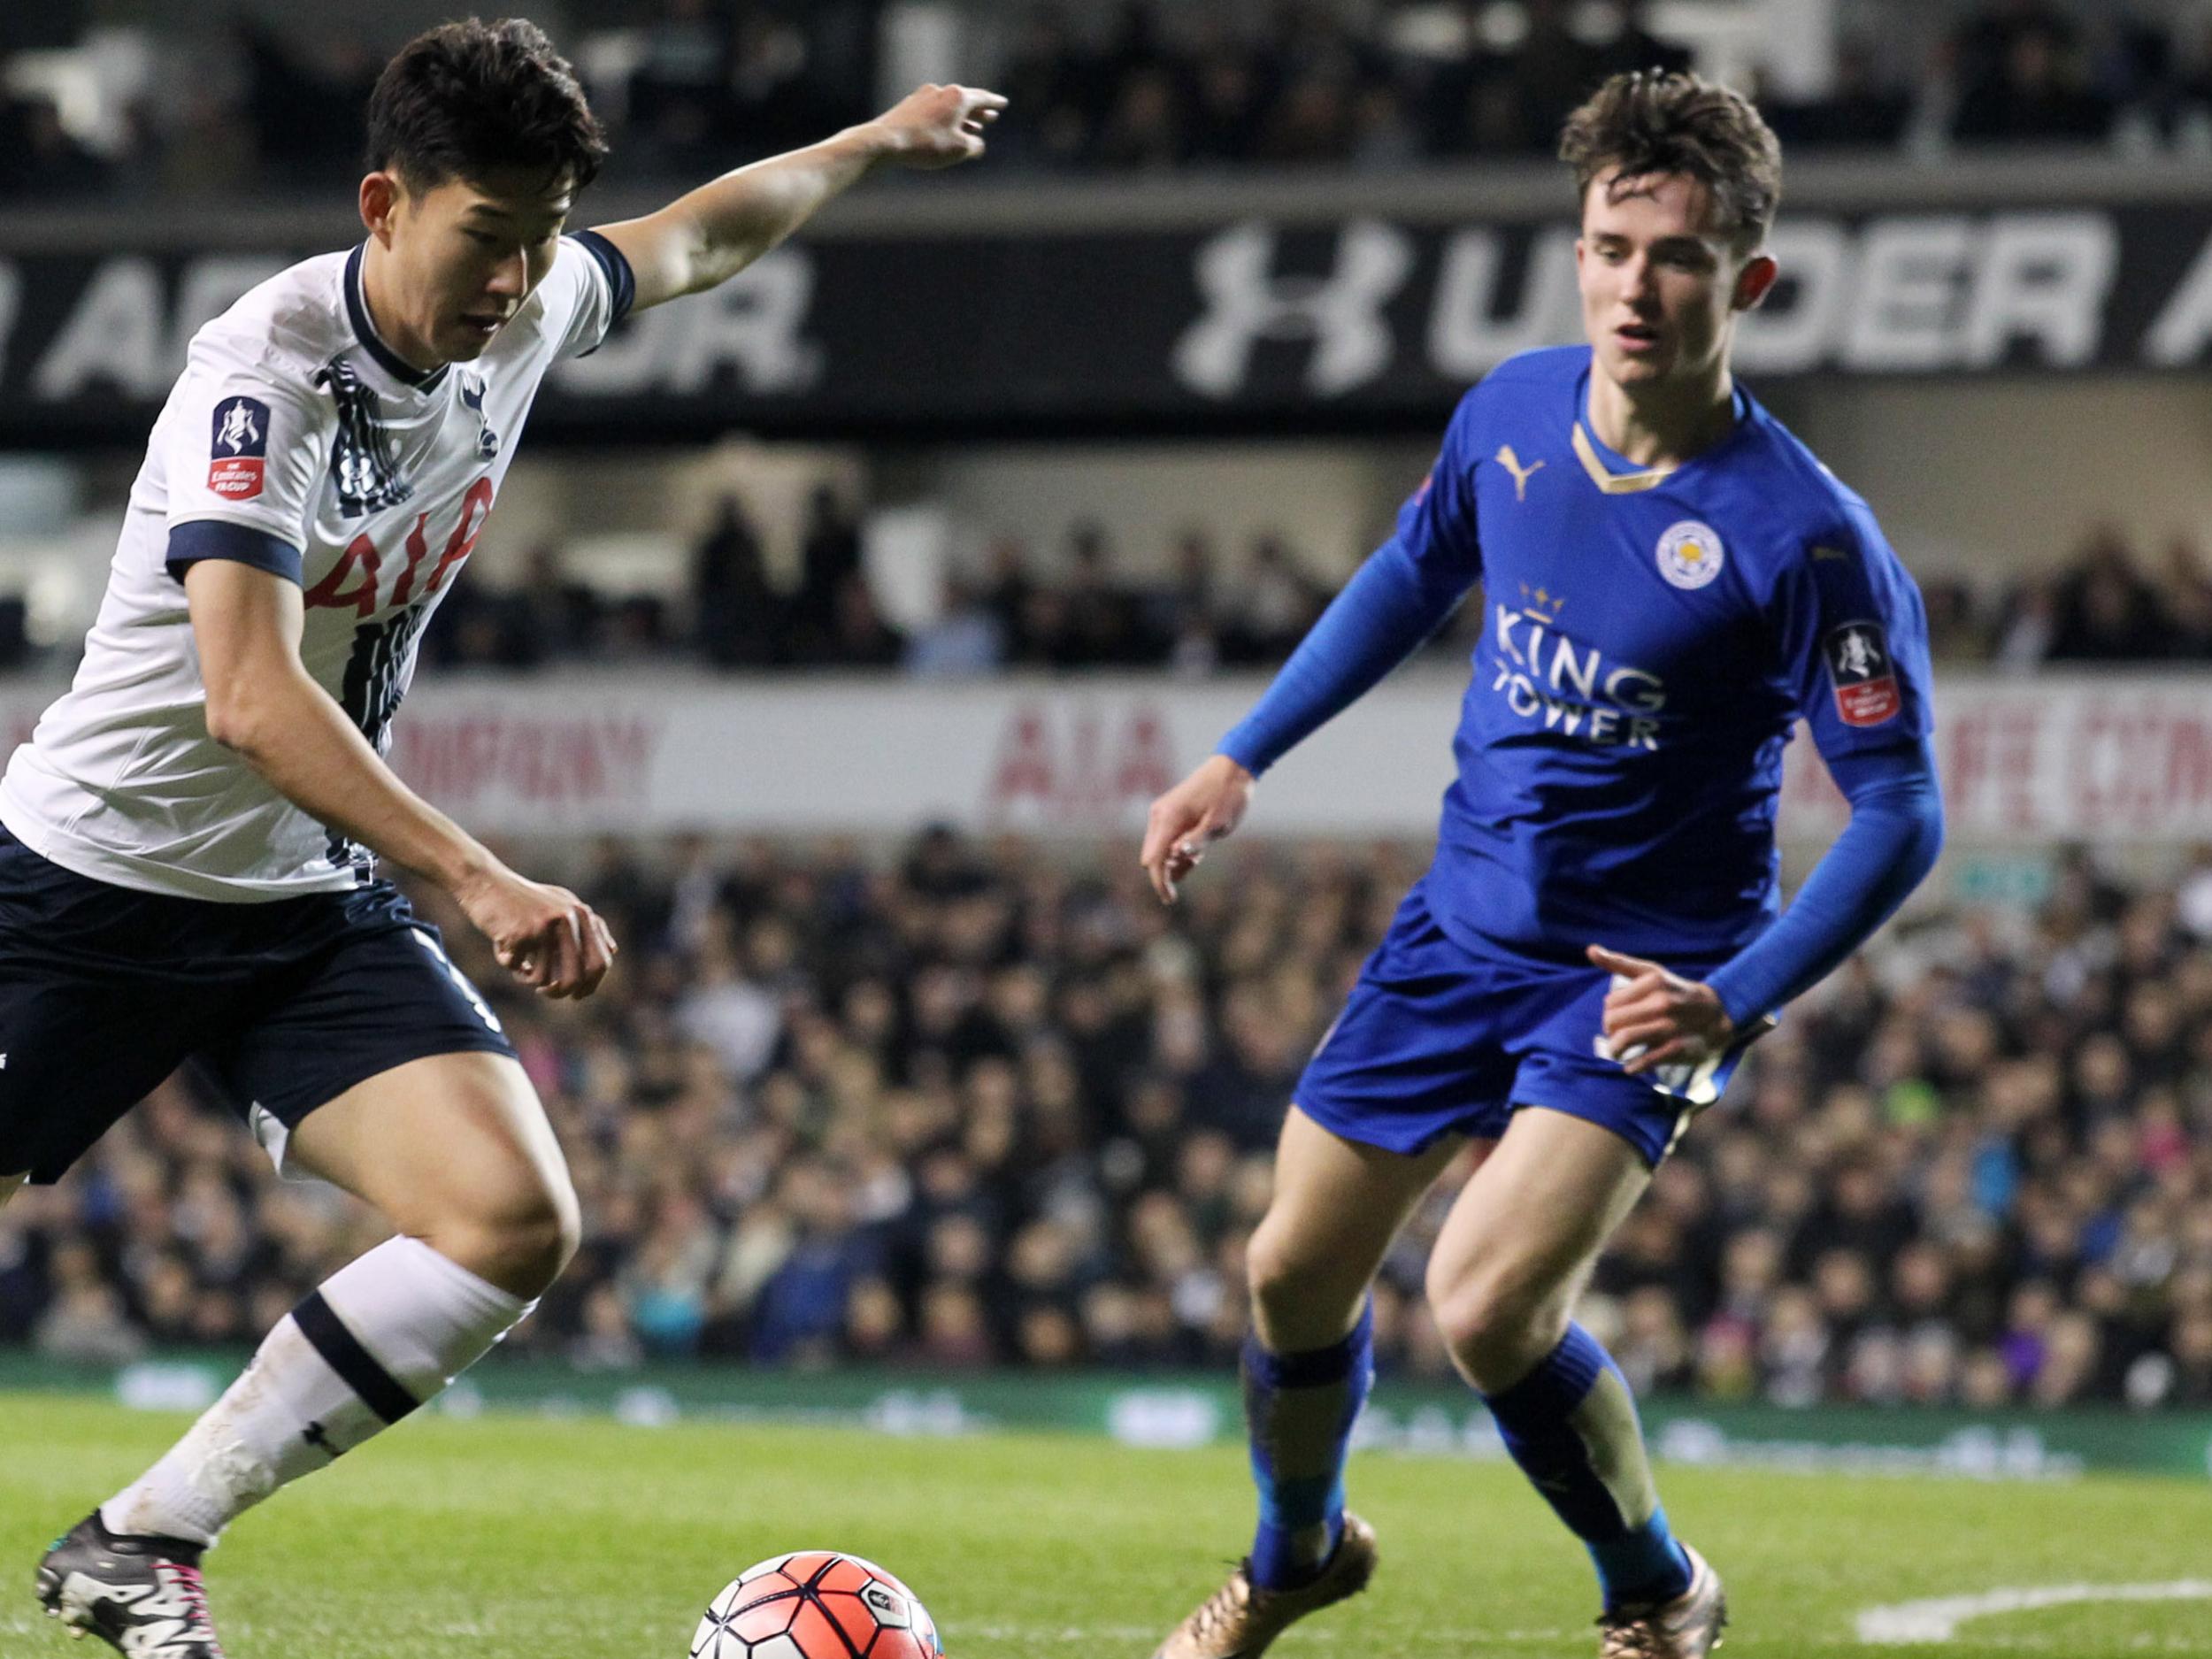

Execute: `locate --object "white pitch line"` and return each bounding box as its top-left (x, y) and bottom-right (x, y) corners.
top-left (1858, 1581), bottom-right (2212, 1643)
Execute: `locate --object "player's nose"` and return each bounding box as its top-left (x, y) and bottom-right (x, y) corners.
top-left (485, 250), bottom-right (527, 298)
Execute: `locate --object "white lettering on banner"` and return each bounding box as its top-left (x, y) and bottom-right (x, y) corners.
top-left (0, 261), bottom-right (19, 385)
top-left (1845, 218), bottom-right (1974, 372)
top-left (34, 257), bottom-right (166, 399)
top-left (1179, 211), bottom-right (2125, 391)
top-left (555, 249), bottom-right (821, 396)
top-left (1175, 220), bottom-right (1416, 398)
top-left (1963, 213), bottom-right (2116, 368)
top-left (2143, 230), bottom-right (2212, 365)
top-left (388, 713), bottom-right (664, 817)
top-left (1426, 227), bottom-right (1579, 376)
top-left (987, 703), bottom-right (1179, 826)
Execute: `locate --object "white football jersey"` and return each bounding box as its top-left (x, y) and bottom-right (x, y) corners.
top-left (0, 234), bottom-right (631, 901)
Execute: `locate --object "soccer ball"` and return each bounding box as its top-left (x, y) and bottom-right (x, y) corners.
top-left (690, 1552), bottom-right (943, 1659)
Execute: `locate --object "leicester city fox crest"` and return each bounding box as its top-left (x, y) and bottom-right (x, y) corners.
top-left (315, 357), bottom-right (413, 516)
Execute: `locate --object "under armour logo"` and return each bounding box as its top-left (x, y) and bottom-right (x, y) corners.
top-left (1496, 444), bottom-right (1546, 501)
top-left (1174, 221), bottom-right (1414, 399)
top-left (302, 1420), bottom-right (338, 1457)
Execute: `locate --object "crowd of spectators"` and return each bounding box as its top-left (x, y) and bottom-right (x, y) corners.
top-left (419, 493), bottom-right (2212, 677)
top-left (4, 827), bottom-right (2210, 1415)
top-left (7, 2), bottom-right (2212, 203)
top-left (426, 495), bottom-right (1342, 676)
top-left (1927, 526), bottom-right (2212, 667)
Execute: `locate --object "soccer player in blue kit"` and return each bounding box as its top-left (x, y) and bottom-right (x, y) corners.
top-left (1141, 73), bottom-right (1944, 1659)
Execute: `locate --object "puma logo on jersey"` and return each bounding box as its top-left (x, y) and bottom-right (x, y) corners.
top-left (1495, 445), bottom-right (1546, 502)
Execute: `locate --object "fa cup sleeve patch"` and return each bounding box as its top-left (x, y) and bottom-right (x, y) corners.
top-left (207, 396), bottom-right (272, 500)
top-left (1824, 620), bottom-right (1901, 726)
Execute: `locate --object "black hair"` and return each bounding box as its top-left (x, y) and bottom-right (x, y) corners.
top-left (365, 17), bottom-right (607, 194)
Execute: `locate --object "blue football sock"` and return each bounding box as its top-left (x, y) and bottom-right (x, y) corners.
top-left (1480, 1323), bottom-right (1692, 1609)
top-left (1244, 1302), bottom-right (1374, 1591)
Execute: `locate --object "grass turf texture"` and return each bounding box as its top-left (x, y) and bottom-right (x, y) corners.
top-left (2, 1392), bottom-right (2207, 1658)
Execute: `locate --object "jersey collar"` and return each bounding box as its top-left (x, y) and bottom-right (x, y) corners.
top-left (345, 244), bottom-right (449, 396)
top-left (1571, 374), bottom-right (1752, 495)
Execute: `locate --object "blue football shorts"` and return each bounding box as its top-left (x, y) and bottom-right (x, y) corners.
top-left (0, 827), bottom-right (514, 1184)
top-left (1294, 879), bottom-right (1766, 1168)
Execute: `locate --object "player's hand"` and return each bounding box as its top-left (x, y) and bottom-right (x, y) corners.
top-left (451, 863), bottom-right (618, 1001)
top-left (1141, 755), bottom-right (1255, 903)
top-left (1588, 944), bottom-right (1733, 1075)
top-left (866, 84), bottom-right (1006, 170)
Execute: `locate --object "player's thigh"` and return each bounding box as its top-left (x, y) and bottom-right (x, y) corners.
top-left (0, 973), bottom-right (212, 1185)
top-left (1425, 1105), bottom-right (1652, 1369)
top-left (1247, 1104), bottom-right (1469, 1351)
top-left (0, 1173), bottom-right (24, 1210)
top-left (285, 1049), bottom-right (578, 1265)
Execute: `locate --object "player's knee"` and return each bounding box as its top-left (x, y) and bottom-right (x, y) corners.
top-left (1244, 1218), bottom-right (1315, 1317)
top-left (1247, 1220), bottom-right (1367, 1349)
top-left (1427, 1265), bottom-right (1566, 1390)
top-left (442, 1171), bottom-right (580, 1299)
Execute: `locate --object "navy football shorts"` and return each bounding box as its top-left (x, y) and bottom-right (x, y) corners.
top-left (0, 828), bottom-right (514, 1184)
top-left (1294, 879), bottom-right (1764, 1169)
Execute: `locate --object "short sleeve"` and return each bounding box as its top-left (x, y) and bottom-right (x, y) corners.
top-left (162, 349), bottom-right (330, 557)
top-left (1771, 500), bottom-right (1936, 762)
top-left (546, 231), bottom-right (637, 361)
top-left (1392, 389), bottom-right (1485, 584)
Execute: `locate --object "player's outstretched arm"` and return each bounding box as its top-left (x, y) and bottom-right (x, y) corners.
top-left (593, 83), bottom-right (1005, 313)
top-left (185, 558), bottom-right (617, 999)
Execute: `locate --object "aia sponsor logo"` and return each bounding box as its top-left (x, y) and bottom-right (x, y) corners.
top-left (207, 395), bottom-right (270, 500)
top-left (1825, 620), bottom-right (1901, 726)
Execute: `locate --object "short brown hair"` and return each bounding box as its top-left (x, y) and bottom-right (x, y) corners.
top-left (366, 18), bottom-right (608, 194)
top-left (1559, 71), bottom-right (1782, 253)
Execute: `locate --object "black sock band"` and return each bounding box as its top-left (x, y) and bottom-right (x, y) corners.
top-left (291, 1292), bottom-right (419, 1426)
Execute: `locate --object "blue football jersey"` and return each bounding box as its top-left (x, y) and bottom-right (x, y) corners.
top-left (1399, 346), bottom-right (1934, 966)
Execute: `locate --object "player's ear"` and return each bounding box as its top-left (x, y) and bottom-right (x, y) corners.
top-left (359, 171), bottom-right (403, 245)
top-left (1732, 253), bottom-right (1779, 313)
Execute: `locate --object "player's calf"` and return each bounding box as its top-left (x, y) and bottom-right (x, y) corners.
top-left (35, 1511), bottom-right (226, 1658)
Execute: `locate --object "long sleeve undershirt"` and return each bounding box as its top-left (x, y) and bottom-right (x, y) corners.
top-left (1705, 739), bottom-right (1944, 1027)
top-left (1217, 537), bottom-right (1471, 777)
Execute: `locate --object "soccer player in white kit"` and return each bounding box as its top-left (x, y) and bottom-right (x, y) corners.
top-left (3, 21), bottom-right (1002, 1656)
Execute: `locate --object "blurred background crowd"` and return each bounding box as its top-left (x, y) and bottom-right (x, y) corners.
top-left (4, 828), bottom-right (2209, 1411)
top-left (0, 486), bottom-right (2192, 678)
top-left (413, 500), bottom-right (2212, 676)
top-left (8, 0), bottom-right (2212, 202)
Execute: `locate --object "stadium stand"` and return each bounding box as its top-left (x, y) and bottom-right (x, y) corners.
top-left (9, 0), bottom-right (2212, 204)
top-left (4, 829), bottom-right (2208, 1409)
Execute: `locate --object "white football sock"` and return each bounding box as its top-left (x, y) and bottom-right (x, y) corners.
top-left (104, 1236), bottom-right (531, 1545)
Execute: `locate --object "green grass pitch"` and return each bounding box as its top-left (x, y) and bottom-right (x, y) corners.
top-left (2, 1393), bottom-right (2207, 1658)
